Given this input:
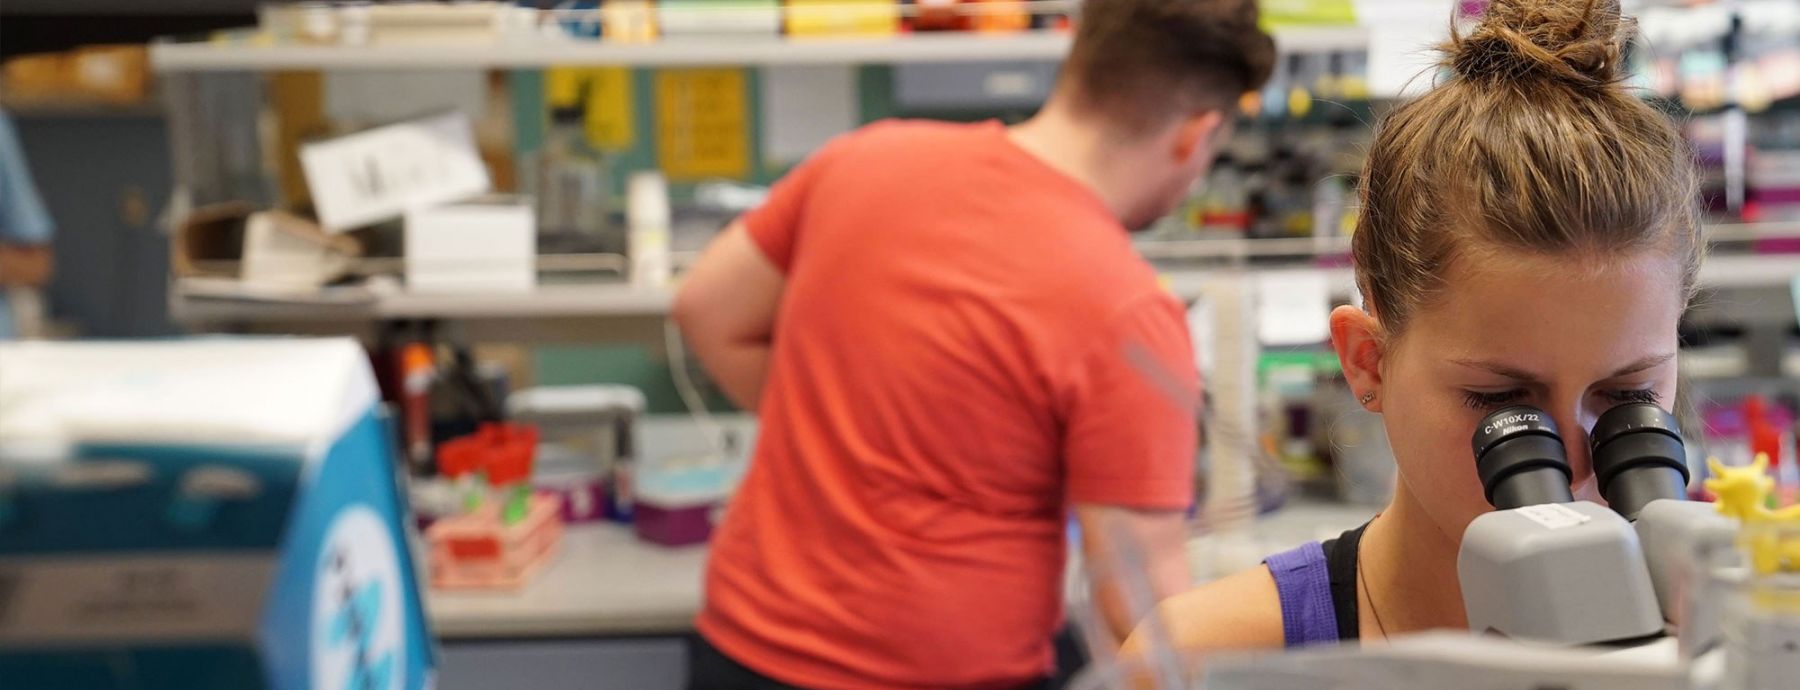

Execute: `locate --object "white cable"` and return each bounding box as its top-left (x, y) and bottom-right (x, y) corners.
top-left (663, 316), bottom-right (729, 461)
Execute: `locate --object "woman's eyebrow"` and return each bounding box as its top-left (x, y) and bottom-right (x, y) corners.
top-left (1450, 353), bottom-right (1676, 384)
top-left (1452, 359), bottom-right (1543, 384)
top-left (1607, 353), bottom-right (1677, 378)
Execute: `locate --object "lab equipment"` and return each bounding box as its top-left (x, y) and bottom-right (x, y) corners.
top-left (534, 460), bottom-right (609, 523)
top-left (426, 494), bottom-right (562, 590)
top-left (1459, 404), bottom-right (1674, 645)
top-left (426, 423), bottom-right (565, 589)
top-left (1469, 405), bottom-right (1576, 510)
top-left (1590, 404), bottom-right (1691, 521)
top-left (0, 339), bottom-right (435, 690)
top-left (1087, 400), bottom-right (1800, 689)
top-left (535, 102), bottom-right (612, 243)
top-left (508, 384), bottom-right (645, 523)
top-left (633, 464), bottom-right (736, 547)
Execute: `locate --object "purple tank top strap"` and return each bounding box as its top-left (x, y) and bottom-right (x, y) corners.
top-left (1263, 541), bottom-right (1341, 648)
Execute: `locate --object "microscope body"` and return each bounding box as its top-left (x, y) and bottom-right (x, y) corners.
top-left (1456, 403), bottom-right (1696, 646)
top-left (1460, 501), bottom-right (1664, 644)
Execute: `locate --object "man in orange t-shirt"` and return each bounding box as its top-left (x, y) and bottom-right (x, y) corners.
top-left (673, 1), bottom-right (1274, 687)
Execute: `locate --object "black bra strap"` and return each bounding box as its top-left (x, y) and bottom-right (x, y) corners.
top-left (1319, 522), bottom-right (1370, 642)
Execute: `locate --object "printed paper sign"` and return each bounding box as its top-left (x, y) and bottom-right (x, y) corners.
top-left (300, 112), bottom-right (491, 232)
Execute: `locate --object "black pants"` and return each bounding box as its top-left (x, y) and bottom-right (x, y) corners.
top-left (685, 634), bottom-right (1064, 690)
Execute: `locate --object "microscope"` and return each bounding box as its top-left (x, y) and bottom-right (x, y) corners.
top-left (1192, 403), bottom-right (1800, 690)
top-left (1459, 401), bottom-right (1717, 645)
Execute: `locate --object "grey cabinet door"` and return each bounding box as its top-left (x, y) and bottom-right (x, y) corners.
top-left (438, 638), bottom-right (687, 690)
top-left (13, 113), bottom-right (177, 338)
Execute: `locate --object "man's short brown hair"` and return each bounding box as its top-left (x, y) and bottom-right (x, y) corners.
top-left (1062, 0), bottom-right (1275, 133)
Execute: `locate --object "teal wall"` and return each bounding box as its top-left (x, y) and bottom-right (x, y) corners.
top-left (512, 65), bottom-right (1041, 412)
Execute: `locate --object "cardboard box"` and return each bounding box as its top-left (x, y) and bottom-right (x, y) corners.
top-left (1, 44), bottom-right (149, 106)
top-left (174, 203), bottom-right (362, 289)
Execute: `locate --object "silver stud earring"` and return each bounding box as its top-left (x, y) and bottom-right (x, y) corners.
top-left (1359, 391), bottom-right (1377, 406)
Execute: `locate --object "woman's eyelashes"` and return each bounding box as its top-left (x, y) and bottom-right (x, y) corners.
top-left (1600, 387), bottom-right (1662, 405)
top-left (1460, 387), bottom-right (1664, 411)
top-left (1462, 389), bottom-right (1525, 410)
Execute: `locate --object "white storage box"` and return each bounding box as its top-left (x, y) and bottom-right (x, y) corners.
top-left (404, 196), bottom-right (536, 293)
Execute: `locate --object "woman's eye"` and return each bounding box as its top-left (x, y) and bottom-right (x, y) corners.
top-left (1603, 388), bottom-right (1662, 405)
top-left (1463, 389), bottom-right (1525, 410)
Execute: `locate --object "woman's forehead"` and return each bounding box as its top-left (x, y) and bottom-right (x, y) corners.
top-left (1401, 250), bottom-right (1683, 375)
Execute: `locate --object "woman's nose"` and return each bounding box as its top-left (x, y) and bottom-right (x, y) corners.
top-left (1548, 405), bottom-right (1591, 482)
top-left (1548, 405), bottom-right (1596, 487)
top-left (1562, 425), bottom-right (1593, 484)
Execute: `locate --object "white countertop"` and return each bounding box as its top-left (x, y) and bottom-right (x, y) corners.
top-left (424, 497), bottom-right (1374, 639)
top-left (427, 523), bottom-right (708, 639)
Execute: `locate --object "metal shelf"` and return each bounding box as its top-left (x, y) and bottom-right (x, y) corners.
top-left (173, 280), bottom-right (673, 324)
top-left (171, 250), bottom-right (1797, 328)
top-left (149, 26), bottom-right (1369, 72)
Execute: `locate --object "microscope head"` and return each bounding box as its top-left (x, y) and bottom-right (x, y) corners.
top-left (1459, 405), bottom-right (1667, 646)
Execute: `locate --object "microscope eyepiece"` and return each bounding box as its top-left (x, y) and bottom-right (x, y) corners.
top-left (1590, 402), bottom-right (1689, 520)
top-left (1472, 405), bottom-right (1575, 510)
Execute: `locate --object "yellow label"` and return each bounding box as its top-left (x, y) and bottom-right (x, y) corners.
top-left (546, 67), bottom-right (636, 151)
top-left (545, 67), bottom-right (585, 108)
top-left (585, 68), bottom-right (635, 151)
top-left (655, 68), bottom-right (750, 180)
top-left (786, 0), bottom-right (898, 37)
top-left (602, 0), bottom-right (658, 42)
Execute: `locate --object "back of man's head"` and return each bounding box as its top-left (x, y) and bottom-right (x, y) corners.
top-left (1060, 0), bottom-right (1275, 136)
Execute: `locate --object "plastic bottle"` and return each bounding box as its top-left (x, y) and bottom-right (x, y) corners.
top-left (628, 171), bottom-right (672, 288)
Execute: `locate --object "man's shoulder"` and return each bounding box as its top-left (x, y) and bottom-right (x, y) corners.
top-left (829, 118), bottom-right (994, 157)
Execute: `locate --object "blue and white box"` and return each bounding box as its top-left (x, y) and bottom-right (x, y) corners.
top-left (0, 339), bottom-right (434, 690)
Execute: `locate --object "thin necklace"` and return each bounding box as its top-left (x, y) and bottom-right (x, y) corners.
top-left (1357, 529), bottom-right (1391, 640)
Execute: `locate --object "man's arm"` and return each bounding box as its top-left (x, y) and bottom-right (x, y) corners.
top-left (1075, 504), bottom-right (1192, 643)
top-left (671, 220), bottom-right (785, 411)
top-left (0, 244), bottom-right (52, 287)
top-left (0, 113), bottom-right (53, 289)
top-left (1060, 292), bottom-right (1202, 645)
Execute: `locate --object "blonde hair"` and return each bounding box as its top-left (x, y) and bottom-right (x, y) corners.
top-left (1352, 0), bottom-right (1703, 337)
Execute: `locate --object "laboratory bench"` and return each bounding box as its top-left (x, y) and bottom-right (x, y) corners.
top-left (422, 497), bottom-right (1375, 690)
top-left (428, 523), bottom-right (705, 690)
top-left (429, 524), bottom-right (706, 639)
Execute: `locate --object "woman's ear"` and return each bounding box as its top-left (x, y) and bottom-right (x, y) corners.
top-left (1331, 305), bottom-right (1386, 412)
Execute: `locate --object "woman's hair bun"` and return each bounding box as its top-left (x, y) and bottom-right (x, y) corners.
top-left (1446, 0), bottom-right (1631, 88)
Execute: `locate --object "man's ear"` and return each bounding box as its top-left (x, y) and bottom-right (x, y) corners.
top-left (1331, 304), bottom-right (1386, 412)
top-left (1172, 110), bottom-right (1226, 165)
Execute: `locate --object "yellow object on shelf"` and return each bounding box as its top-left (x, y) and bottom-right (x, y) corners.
top-left (655, 68), bottom-right (750, 180)
top-left (1705, 455), bottom-right (1800, 575)
top-left (785, 0), bottom-right (899, 37)
top-left (546, 67), bottom-right (637, 151)
top-left (604, 0), bottom-right (659, 42)
top-left (969, 0), bottom-right (1029, 34)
